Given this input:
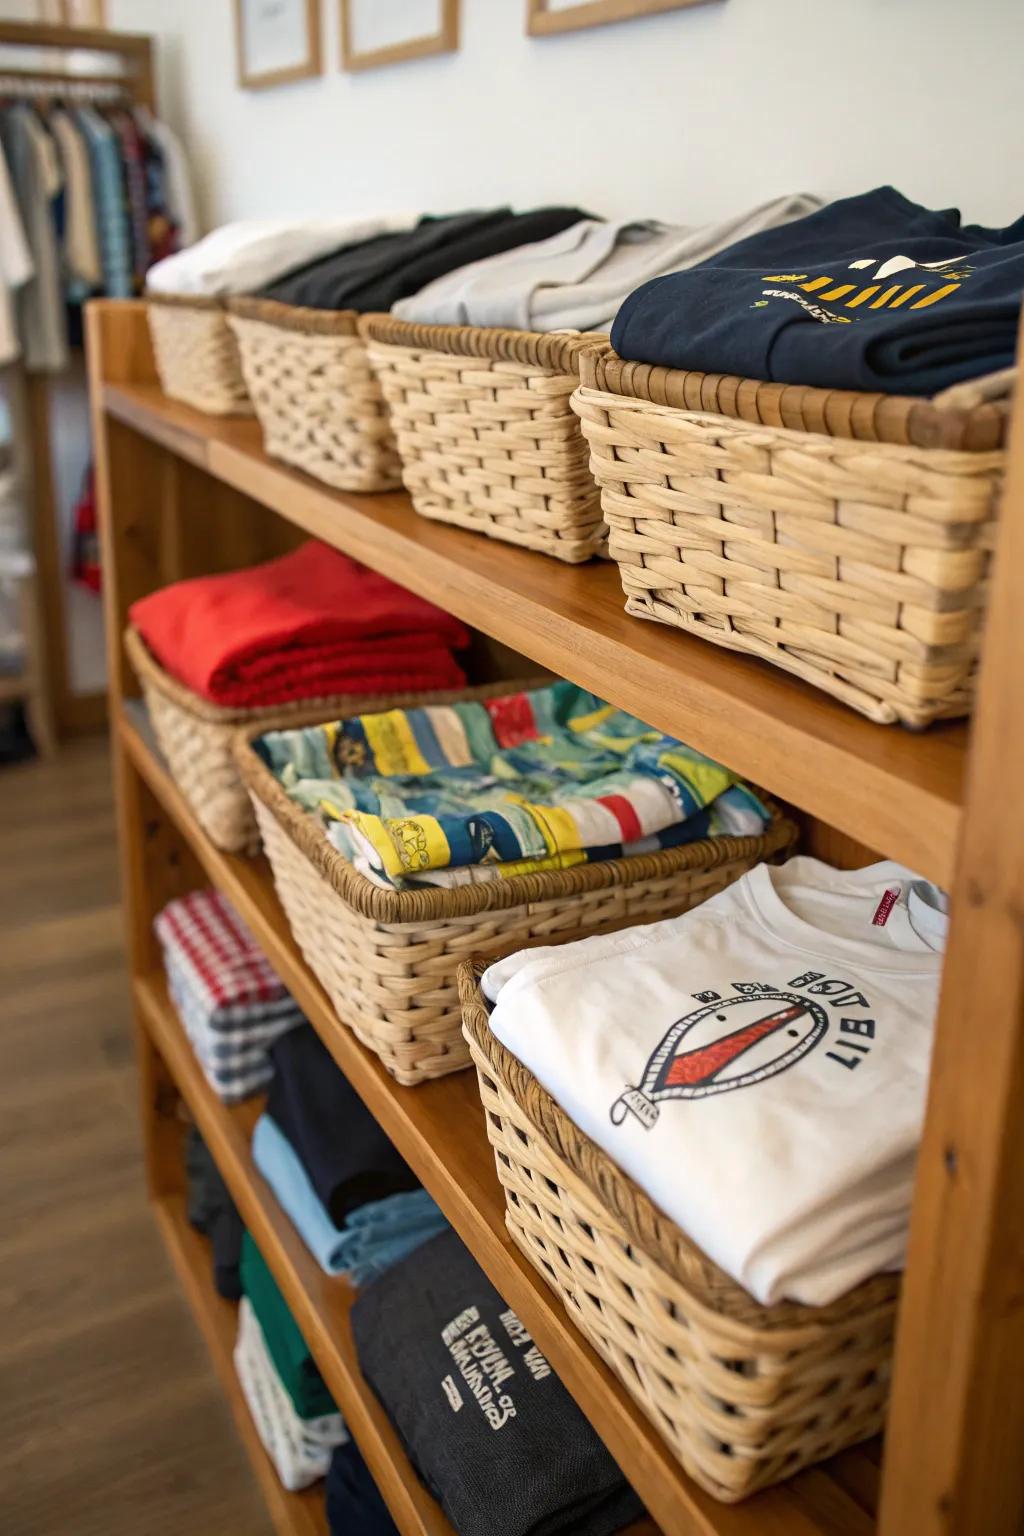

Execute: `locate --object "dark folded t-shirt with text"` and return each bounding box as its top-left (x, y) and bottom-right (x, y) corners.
top-left (352, 1229), bottom-right (643, 1536)
top-left (611, 186), bottom-right (1024, 394)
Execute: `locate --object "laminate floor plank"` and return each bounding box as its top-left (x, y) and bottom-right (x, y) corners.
top-left (0, 738), bottom-right (273, 1536)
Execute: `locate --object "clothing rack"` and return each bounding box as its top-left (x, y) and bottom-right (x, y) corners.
top-left (0, 19), bottom-right (155, 740)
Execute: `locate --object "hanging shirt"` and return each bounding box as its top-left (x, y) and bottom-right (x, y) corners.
top-left (0, 136), bottom-right (33, 367)
top-left (111, 109), bottom-right (150, 288)
top-left (138, 112), bottom-right (200, 248)
top-left (50, 110), bottom-right (102, 292)
top-left (75, 106), bottom-right (134, 300)
top-left (0, 105), bottom-right (67, 372)
top-left (611, 186), bottom-right (1024, 395)
top-left (483, 858), bottom-right (946, 1307)
top-left (394, 195), bottom-right (821, 333)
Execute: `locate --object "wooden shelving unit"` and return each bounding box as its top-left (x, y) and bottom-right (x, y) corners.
top-left (89, 297), bottom-right (1024, 1536)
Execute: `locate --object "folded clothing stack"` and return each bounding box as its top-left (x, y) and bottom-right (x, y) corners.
top-left (483, 858), bottom-right (949, 1306)
top-left (610, 185), bottom-right (1024, 394)
top-left (258, 206), bottom-right (593, 315)
top-left (253, 1027), bottom-right (448, 1281)
top-left (145, 214), bottom-right (419, 296)
top-left (130, 541), bottom-right (469, 710)
top-left (155, 888), bottom-right (304, 1102)
top-left (327, 1441), bottom-right (398, 1536)
top-left (257, 679), bottom-right (771, 891)
top-left (234, 1295), bottom-right (347, 1491)
top-left (352, 1229), bottom-right (644, 1536)
top-left (185, 1125), bottom-right (244, 1299)
top-left (393, 194), bottom-right (820, 333)
top-left (241, 1233), bottom-right (336, 1421)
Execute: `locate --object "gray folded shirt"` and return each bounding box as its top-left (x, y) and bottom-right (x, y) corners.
top-left (392, 194), bottom-right (822, 334)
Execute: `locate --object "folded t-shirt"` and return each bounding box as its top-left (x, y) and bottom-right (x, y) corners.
top-left (267, 1026), bottom-right (420, 1225)
top-left (352, 1229), bottom-right (644, 1536)
top-left (326, 1441), bottom-right (399, 1536)
top-left (394, 195), bottom-right (820, 333)
top-left (184, 1126), bottom-right (244, 1301)
top-left (611, 185), bottom-right (1024, 394)
top-left (240, 1232), bottom-right (337, 1421)
top-left (260, 207), bottom-right (593, 314)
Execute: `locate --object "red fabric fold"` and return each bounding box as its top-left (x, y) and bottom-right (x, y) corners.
top-left (129, 542), bottom-right (469, 708)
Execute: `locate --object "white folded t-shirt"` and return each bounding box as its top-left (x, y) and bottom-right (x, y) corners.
top-left (145, 214), bottom-right (417, 297)
top-left (483, 859), bottom-right (946, 1306)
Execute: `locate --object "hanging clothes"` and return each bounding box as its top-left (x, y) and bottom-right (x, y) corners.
top-left (138, 111), bottom-right (199, 248)
top-left (0, 137), bottom-right (33, 368)
top-left (50, 109), bottom-right (102, 294)
top-left (111, 109), bottom-right (151, 289)
top-left (74, 105), bottom-right (134, 300)
top-left (0, 104), bottom-right (67, 372)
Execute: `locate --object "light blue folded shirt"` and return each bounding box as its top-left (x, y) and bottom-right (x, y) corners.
top-left (252, 1113), bottom-right (448, 1282)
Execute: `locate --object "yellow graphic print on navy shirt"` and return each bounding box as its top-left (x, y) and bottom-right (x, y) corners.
top-left (751, 252), bottom-right (976, 326)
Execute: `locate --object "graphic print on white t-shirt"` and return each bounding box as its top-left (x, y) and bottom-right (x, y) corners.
top-left (612, 969), bottom-right (876, 1128)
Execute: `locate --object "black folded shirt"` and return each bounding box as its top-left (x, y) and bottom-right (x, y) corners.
top-left (326, 1440), bottom-right (399, 1536)
top-left (184, 1125), bottom-right (244, 1301)
top-left (611, 186), bottom-right (1024, 395)
top-left (266, 1025), bottom-right (420, 1226)
top-left (351, 1229), bottom-right (644, 1536)
top-left (260, 206), bottom-right (594, 314)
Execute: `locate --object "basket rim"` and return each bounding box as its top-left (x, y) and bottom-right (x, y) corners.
top-left (458, 958), bottom-right (901, 1335)
top-left (578, 345), bottom-right (1010, 452)
top-left (233, 681), bottom-right (798, 924)
top-left (361, 312), bottom-right (609, 377)
top-left (227, 295), bottom-right (362, 337)
top-left (144, 291), bottom-right (226, 313)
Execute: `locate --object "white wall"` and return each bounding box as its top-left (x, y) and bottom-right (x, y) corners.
top-left (109, 0), bottom-right (1024, 232)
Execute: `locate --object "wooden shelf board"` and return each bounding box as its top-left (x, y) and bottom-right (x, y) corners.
top-left (102, 379), bottom-right (966, 888)
top-left (121, 705), bottom-right (877, 1536)
top-left (139, 972), bottom-right (457, 1536)
top-left (153, 1192), bottom-right (328, 1536)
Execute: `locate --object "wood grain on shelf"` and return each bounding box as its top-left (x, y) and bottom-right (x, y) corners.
top-left (138, 975), bottom-right (456, 1536)
top-left (102, 374), bottom-right (965, 888)
top-left (121, 706), bottom-right (874, 1536)
top-left (154, 1194), bottom-right (328, 1536)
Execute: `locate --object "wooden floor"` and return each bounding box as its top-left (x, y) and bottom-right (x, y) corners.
top-left (0, 736), bottom-right (273, 1536)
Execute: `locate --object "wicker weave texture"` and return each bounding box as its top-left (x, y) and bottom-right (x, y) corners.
top-left (460, 970), bottom-right (896, 1501)
top-left (146, 299), bottom-right (252, 416)
top-left (365, 328), bottom-right (606, 563)
top-left (229, 310), bottom-right (402, 492)
top-left (572, 382), bottom-right (1003, 726)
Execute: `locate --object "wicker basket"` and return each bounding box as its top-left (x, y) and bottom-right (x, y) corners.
top-left (227, 298), bottom-right (402, 493)
top-left (362, 317), bottom-right (606, 562)
top-left (235, 688), bottom-right (795, 1084)
top-left (146, 294), bottom-right (252, 416)
top-left (124, 627), bottom-right (420, 855)
top-left (572, 348), bottom-right (1009, 726)
top-left (459, 961), bottom-right (898, 1501)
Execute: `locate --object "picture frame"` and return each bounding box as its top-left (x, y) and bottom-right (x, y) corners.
top-left (234, 0), bottom-right (322, 90)
top-left (527, 0), bottom-right (708, 37)
top-left (340, 0), bottom-right (459, 73)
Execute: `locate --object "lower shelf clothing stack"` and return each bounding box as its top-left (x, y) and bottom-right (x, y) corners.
top-left (185, 1125), bottom-right (244, 1299)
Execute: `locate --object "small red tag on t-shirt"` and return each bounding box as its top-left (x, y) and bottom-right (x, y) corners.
top-left (872, 886), bottom-right (901, 927)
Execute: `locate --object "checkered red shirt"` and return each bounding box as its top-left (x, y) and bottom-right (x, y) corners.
top-left (154, 889), bottom-right (290, 1014)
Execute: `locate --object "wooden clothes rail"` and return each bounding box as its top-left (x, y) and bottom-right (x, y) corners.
top-left (0, 21), bottom-right (154, 741)
top-left (85, 298), bottom-right (1024, 1536)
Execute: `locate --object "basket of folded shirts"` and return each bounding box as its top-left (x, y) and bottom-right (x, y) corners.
top-left (459, 857), bottom-right (951, 1499)
top-left (577, 187), bottom-right (1022, 727)
top-left (226, 206), bottom-right (591, 495)
top-left (235, 678), bottom-right (796, 1085)
top-left (145, 294), bottom-right (252, 416)
top-left (145, 217), bottom-right (416, 418)
top-left (155, 889), bottom-right (305, 1103)
top-left (363, 198), bottom-right (823, 564)
top-left (125, 542), bottom-right (468, 852)
top-left (352, 1228), bottom-right (645, 1536)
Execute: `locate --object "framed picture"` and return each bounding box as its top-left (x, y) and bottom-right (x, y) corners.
top-left (527, 0), bottom-right (709, 37)
top-left (340, 0), bottom-right (459, 72)
top-left (234, 0), bottom-right (322, 90)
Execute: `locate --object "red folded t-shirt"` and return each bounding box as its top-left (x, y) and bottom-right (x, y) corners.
top-left (130, 542), bottom-right (469, 708)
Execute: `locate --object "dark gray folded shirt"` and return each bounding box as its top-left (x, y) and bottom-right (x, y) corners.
top-left (351, 1229), bottom-right (643, 1536)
